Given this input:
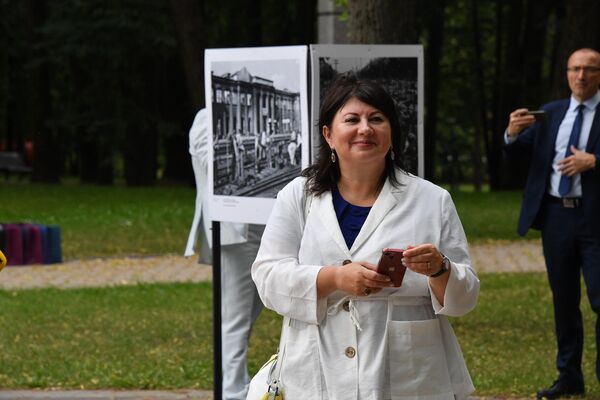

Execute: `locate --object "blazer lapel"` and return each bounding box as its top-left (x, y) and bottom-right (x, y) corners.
top-left (313, 191), bottom-right (350, 256)
top-left (350, 178), bottom-right (399, 253)
top-left (585, 102), bottom-right (600, 152)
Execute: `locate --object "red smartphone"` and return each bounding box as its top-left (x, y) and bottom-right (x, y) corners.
top-left (377, 248), bottom-right (407, 287)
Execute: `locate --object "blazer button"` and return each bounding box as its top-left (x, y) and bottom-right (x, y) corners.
top-left (342, 259), bottom-right (352, 265)
top-left (345, 347), bottom-right (356, 358)
top-left (342, 300), bottom-right (350, 312)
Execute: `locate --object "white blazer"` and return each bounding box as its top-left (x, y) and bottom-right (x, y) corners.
top-left (184, 108), bottom-right (248, 260)
top-left (252, 173), bottom-right (480, 399)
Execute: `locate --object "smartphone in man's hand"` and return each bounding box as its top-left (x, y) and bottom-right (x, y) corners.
top-left (528, 110), bottom-right (546, 121)
top-left (377, 248), bottom-right (407, 287)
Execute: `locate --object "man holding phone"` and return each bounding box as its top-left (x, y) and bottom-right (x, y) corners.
top-left (504, 48), bottom-right (600, 399)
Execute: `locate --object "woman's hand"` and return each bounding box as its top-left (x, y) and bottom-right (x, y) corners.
top-left (317, 261), bottom-right (392, 298)
top-left (402, 244), bottom-right (450, 305)
top-left (401, 244), bottom-right (444, 276)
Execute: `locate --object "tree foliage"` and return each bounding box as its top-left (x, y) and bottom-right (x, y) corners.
top-left (345, 0), bottom-right (599, 189)
top-left (0, 0), bottom-right (316, 185)
top-left (1, 0), bottom-right (599, 188)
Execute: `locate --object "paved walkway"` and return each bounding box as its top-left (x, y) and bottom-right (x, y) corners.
top-left (0, 240), bottom-right (545, 290)
top-left (0, 391), bottom-right (527, 400)
top-left (0, 254), bottom-right (210, 290)
top-left (0, 240), bottom-right (545, 399)
top-left (0, 390), bottom-right (212, 399)
top-left (0, 391), bottom-right (520, 400)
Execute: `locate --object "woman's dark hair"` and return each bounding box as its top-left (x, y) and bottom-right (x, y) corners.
top-left (302, 73), bottom-right (406, 196)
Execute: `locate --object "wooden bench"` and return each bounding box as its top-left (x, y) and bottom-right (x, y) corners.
top-left (0, 152), bottom-right (33, 179)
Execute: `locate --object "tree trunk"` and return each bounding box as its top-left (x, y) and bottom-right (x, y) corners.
top-left (488, 0), bottom-right (504, 190)
top-left (261, 0), bottom-right (316, 45)
top-left (347, 0), bottom-right (419, 43)
top-left (489, 1), bottom-right (555, 190)
top-left (547, 0), bottom-right (566, 99)
top-left (26, 0), bottom-right (62, 182)
top-left (521, 1), bottom-right (553, 106)
top-left (494, 0), bottom-right (529, 190)
top-left (551, 0), bottom-right (600, 99)
top-left (124, 121), bottom-right (157, 186)
top-left (167, 0), bottom-right (209, 184)
top-left (159, 56), bottom-right (195, 184)
top-left (469, 0), bottom-right (486, 192)
top-left (423, 0), bottom-right (445, 182)
top-left (169, 0), bottom-right (206, 114)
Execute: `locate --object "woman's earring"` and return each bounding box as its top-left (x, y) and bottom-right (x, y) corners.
top-left (390, 149), bottom-right (395, 161)
top-left (330, 150), bottom-right (337, 163)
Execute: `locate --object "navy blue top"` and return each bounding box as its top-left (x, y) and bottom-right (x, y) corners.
top-left (332, 187), bottom-right (372, 249)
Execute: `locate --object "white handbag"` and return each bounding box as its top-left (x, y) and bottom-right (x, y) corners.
top-left (246, 317), bottom-right (289, 400)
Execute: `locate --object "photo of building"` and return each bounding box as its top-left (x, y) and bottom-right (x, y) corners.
top-left (211, 66), bottom-right (302, 197)
top-left (205, 46), bottom-right (309, 225)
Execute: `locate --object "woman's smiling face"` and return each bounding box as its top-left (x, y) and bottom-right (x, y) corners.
top-left (323, 96), bottom-right (392, 168)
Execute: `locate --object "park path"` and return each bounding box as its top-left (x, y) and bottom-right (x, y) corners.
top-left (0, 390), bottom-right (212, 399)
top-left (0, 240), bottom-right (544, 289)
top-left (0, 390), bottom-right (524, 400)
top-left (0, 240), bottom-right (546, 290)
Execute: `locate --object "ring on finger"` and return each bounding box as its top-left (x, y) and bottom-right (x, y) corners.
top-left (426, 261), bottom-right (431, 272)
top-left (363, 287), bottom-right (371, 296)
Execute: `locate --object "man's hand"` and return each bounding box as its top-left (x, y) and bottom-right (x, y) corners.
top-left (507, 108), bottom-right (536, 137)
top-left (559, 146), bottom-right (597, 176)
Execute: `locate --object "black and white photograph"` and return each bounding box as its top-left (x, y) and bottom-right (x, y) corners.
top-left (205, 46), bottom-right (309, 224)
top-left (310, 45), bottom-right (424, 177)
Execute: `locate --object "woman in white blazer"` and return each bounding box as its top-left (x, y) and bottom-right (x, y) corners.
top-left (252, 74), bottom-right (479, 399)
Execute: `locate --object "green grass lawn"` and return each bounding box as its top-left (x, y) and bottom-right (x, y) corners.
top-left (1, 181), bottom-right (536, 261)
top-left (0, 181), bottom-right (573, 395)
top-left (450, 189), bottom-right (541, 242)
top-left (455, 273), bottom-right (598, 397)
top-left (1, 274), bottom-right (599, 397)
top-left (0, 283), bottom-right (213, 389)
top-left (1, 182), bottom-right (195, 259)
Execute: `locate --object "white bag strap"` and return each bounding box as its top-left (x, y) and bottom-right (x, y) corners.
top-left (267, 188), bottom-right (313, 397)
top-left (266, 316), bottom-right (289, 398)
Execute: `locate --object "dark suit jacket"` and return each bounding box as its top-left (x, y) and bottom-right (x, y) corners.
top-left (504, 98), bottom-right (600, 237)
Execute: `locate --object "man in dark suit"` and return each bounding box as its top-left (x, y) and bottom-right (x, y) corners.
top-left (505, 48), bottom-right (600, 399)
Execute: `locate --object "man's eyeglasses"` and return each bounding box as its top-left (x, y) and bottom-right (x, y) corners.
top-left (567, 66), bottom-right (600, 74)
